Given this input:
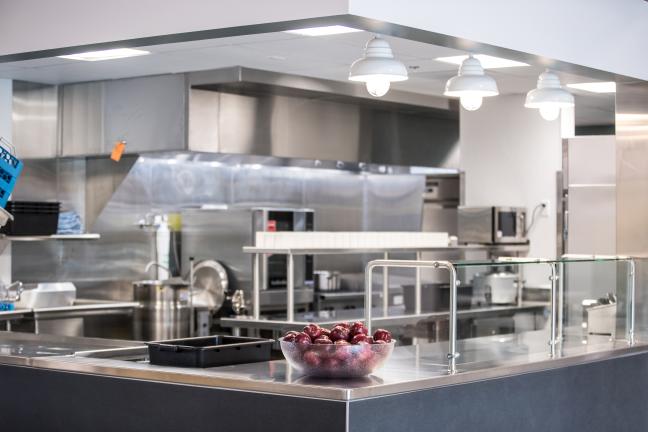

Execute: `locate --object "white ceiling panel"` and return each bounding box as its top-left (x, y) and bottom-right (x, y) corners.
top-left (0, 30), bottom-right (614, 124)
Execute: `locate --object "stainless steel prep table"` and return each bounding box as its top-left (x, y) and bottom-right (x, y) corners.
top-left (0, 299), bottom-right (139, 333)
top-left (1, 330), bottom-right (648, 431)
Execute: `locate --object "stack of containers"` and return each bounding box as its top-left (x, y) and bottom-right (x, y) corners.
top-left (1, 201), bottom-right (61, 236)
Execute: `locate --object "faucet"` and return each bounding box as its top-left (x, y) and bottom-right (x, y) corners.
top-left (145, 261), bottom-right (170, 278)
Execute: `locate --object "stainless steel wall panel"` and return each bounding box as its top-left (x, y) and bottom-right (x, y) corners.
top-left (616, 80), bottom-right (648, 336)
top-left (103, 74), bottom-right (187, 154)
top-left (12, 81), bottom-right (58, 159)
top-left (304, 169), bottom-right (365, 273)
top-left (60, 82), bottom-right (103, 157)
top-left (616, 81), bottom-right (648, 256)
top-left (230, 164), bottom-right (304, 207)
top-left (364, 175), bottom-right (424, 231)
top-left (187, 89), bottom-right (221, 153)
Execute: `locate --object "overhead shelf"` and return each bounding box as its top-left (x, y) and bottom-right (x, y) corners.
top-left (243, 244), bottom-right (530, 255)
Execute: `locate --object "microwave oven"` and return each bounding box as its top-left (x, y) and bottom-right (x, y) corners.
top-left (458, 206), bottom-right (527, 244)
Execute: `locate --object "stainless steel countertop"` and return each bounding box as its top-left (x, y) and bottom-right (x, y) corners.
top-left (1, 330), bottom-right (645, 401)
top-left (0, 332), bottom-right (142, 363)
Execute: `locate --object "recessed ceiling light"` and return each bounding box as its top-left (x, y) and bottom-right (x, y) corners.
top-left (57, 48), bottom-right (150, 62)
top-left (436, 54), bottom-right (529, 69)
top-left (566, 82), bottom-right (616, 93)
top-left (284, 25), bottom-right (362, 36)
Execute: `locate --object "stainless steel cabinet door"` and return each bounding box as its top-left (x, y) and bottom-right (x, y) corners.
top-left (103, 74), bottom-right (186, 154)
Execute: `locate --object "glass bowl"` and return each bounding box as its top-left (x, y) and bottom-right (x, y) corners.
top-left (280, 339), bottom-right (395, 378)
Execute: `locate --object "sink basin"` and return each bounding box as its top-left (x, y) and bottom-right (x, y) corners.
top-left (15, 282), bottom-right (76, 309)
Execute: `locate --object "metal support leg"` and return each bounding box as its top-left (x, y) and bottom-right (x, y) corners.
top-left (383, 252), bottom-right (389, 317)
top-left (557, 262), bottom-right (564, 346)
top-left (287, 254), bottom-right (295, 322)
top-left (5, 321), bottom-right (11, 331)
top-left (548, 263), bottom-right (558, 358)
top-left (627, 259), bottom-right (636, 346)
top-left (189, 257), bottom-right (195, 337)
top-left (253, 253), bottom-right (260, 320)
top-left (415, 252), bottom-right (422, 315)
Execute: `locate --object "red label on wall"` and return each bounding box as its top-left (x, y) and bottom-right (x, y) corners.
top-left (267, 220), bottom-right (277, 232)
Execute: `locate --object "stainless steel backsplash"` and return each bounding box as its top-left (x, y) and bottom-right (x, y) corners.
top-left (11, 152), bottom-right (426, 301)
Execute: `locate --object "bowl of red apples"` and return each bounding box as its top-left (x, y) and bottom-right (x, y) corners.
top-left (279, 322), bottom-right (394, 378)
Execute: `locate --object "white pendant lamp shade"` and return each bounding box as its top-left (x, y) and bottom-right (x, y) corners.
top-left (444, 55), bottom-right (499, 111)
top-left (525, 70), bottom-right (574, 121)
top-left (349, 36), bottom-right (408, 97)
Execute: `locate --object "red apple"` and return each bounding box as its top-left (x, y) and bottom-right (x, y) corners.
top-left (320, 328), bottom-right (331, 338)
top-left (323, 357), bottom-right (341, 370)
top-left (303, 351), bottom-right (321, 367)
top-left (351, 333), bottom-right (370, 345)
top-left (373, 339), bottom-right (388, 344)
top-left (329, 326), bottom-right (350, 342)
top-left (334, 339), bottom-right (351, 346)
top-left (282, 331), bottom-right (299, 342)
top-left (373, 329), bottom-right (392, 343)
top-left (303, 324), bottom-right (322, 341)
top-left (349, 322), bottom-right (369, 337)
top-left (314, 336), bottom-right (333, 344)
top-left (294, 332), bottom-right (312, 345)
top-left (334, 322), bottom-right (351, 329)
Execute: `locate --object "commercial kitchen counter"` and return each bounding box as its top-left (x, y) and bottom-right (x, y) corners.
top-left (1, 330), bottom-right (648, 431)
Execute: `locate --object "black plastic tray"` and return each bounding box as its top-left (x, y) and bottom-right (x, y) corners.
top-left (146, 335), bottom-right (274, 368)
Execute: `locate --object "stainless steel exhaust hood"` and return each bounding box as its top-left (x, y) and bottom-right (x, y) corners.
top-left (187, 67), bottom-right (459, 168)
top-left (16, 67), bottom-right (460, 168)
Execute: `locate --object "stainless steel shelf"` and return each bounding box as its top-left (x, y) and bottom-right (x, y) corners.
top-left (32, 299), bottom-right (139, 320)
top-left (0, 309), bottom-right (27, 321)
top-left (2, 233), bottom-right (101, 241)
top-left (0, 299), bottom-right (138, 322)
top-left (243, 244), bottom-right (530, 255)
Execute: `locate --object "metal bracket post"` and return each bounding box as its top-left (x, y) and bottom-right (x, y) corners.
top-left (626, 259), bottom-right (636, 346)
top-left (383, 252), bottom-right (389, 317)
top-left (415, 251), bottom-right (422, 315)
top-left (365, 259), bottom-right (459, 374)
top-left (252, 253), bottom-right (260, 320)
top-left (548, 263), bottom-right (559, 358)
top-left (287, 253), bottom-right (295, 322)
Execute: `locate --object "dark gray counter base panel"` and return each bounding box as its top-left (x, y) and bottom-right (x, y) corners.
top-left (0, 365), bottom-right (346, 432)
top-left (349, 351), bottom-right (648, 432)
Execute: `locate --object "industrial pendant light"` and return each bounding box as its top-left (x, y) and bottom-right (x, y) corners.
top-left (525, 70), bottom-right (574, 121)
top-left (349, 36), bottom-right (408, 97)
top-left (444, 55), bottom-right (499, 111)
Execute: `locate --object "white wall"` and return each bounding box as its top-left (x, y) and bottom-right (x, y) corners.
top-left (0, 80), bottom-right (10, 140)
top-left (0, 79), bottom-right (11, 283)
top-left (459, 94), bottom-right (562, 286)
